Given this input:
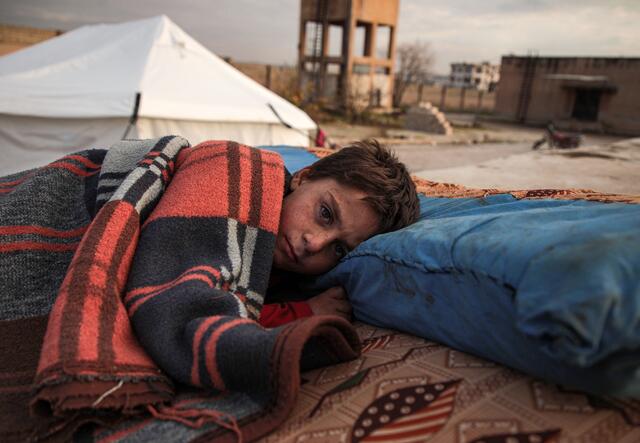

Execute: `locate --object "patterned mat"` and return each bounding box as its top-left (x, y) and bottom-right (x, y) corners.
top-left (412, 177), bottom-right (640, 204)
top-left (260, 322), bottom-right (640, 443)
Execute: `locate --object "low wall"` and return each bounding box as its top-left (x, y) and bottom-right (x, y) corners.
top-left (402, 84), bottom-right (496, 113)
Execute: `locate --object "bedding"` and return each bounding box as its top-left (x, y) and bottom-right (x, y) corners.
top-left (260, 321), bottom-right (640, 443)
top-left (1, 141), bottom-right (638, 443)
top-left (270, 145), bottom-right (640, 397)
top-left (315, 190), bottom-right (640, 397)
top-left (0, 138), bottom-right (359, 442)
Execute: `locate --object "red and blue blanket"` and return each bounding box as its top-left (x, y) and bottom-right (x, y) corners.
top-left (0, 136), bottom-right (359, 442)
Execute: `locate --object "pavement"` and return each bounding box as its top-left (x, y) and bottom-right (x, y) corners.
top-left (411, 138), bottom-right (640, 195)
top-left (389, 142), bottom-right (532, 173)
top-left (322, 119), bottom-right (640, 196)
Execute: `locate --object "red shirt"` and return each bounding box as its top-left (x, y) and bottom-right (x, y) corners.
top-left (258, 268), bottom-right (313, 327)
top-left (258, 301), bottom-right (313, 327)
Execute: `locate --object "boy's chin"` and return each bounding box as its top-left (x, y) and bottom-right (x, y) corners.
top-left (272, 250), bottom-right (295, 273)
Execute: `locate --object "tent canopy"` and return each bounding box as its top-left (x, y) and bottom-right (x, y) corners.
top-left (0, 15), bottom-right (315, 128)
top-left (0, 16), bottom-right (317, 176)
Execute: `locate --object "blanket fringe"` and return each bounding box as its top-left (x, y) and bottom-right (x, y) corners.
top-left (92, 380), bottom-right (125, 407)
top-left (148, 404), bottom-right (243, 442)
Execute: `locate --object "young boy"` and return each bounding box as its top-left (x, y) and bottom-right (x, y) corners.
top-left (259, 139), bottom-right (420, 327)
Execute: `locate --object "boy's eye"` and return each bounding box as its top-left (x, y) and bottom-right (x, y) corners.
top-left (334, 243), bottom-right (348, 258)
top-left (320, 204), bottom-right (333, 223)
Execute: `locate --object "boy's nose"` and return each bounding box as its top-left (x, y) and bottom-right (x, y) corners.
top-left (303, 230), bottom-right (333, 254)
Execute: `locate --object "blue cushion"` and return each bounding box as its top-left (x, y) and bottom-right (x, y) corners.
top-left (268, 145), bottom-right (640, 396)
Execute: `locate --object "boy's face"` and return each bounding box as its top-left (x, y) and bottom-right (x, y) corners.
top-left (273, 169), bottom-right (380, 275)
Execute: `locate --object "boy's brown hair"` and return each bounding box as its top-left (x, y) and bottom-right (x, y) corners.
top-left (304, 139), bottom-right (420, 233)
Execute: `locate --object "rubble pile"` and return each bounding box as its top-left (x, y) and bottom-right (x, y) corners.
top-left (405, 102), bottom-right (452, 135)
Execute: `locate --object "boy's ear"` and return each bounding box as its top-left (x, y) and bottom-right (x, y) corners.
top-left (290, 167), bottom-right (311, 190)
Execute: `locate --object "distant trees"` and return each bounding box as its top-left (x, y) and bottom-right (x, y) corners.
top-left (393, 41), bottom-right (434, 108)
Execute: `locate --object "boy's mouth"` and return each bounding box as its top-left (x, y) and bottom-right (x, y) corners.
top-left (285, 237), bottom-right (298, 263)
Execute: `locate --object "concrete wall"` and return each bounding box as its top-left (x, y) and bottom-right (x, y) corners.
top-left (402, 84), bottom-right (496, 113)
top-left (496, 56), bottom-right (640, 135)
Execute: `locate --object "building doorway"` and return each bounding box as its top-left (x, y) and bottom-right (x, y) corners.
top-left (572, 88), bottom-right (601, 121)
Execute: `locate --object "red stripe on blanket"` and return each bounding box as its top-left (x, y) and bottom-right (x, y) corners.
top-left (37, 203), bottom-right (121, 371)
top-left (62, 154), bottom-right (101, 170)
top-left (125, 266), bottom-right (224, 317)
top-left (125, 265), bottom-right (222, 300)
top-left (0, 225), bottom-right (87, 238)
top-left (109, 229), bottom-right (143, 362)
top-left (141, 141), bottom-right (284, 232)
top-left (81, 203), bottom-right (139, 363)
top-left (112, 295), bottom-right (155, 366)
top-left (111, 227), bottom-right (150, 364)
top-left (77, 281), bottom-right (105, 362)
top-left (0, 175), bottom-right (31, 187)
top-left (127, 273), bottom-right (215, 317)
top-left (144, 142), bottom-right (230, 223)
top-left (38, 202), bottom-right (139, 370)
top-left (46, 162), bottom-right (99, 177)
top-left (190, 317), bottom-right (223, 386)
top-left (204, 318), bottom-right (254, 390)
top-left (97, 206), bottom-right (141, 365)
top-left (0, 241), bottom-right (79, 253)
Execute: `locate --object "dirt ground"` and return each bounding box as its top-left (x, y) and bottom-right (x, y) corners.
top-left (321, 118), bottom-right (640, 196)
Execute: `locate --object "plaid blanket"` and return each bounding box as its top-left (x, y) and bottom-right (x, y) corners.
top-left (0, 137), bottom-right (360, 442)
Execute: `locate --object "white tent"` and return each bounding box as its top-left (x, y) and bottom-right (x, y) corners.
top-left (0, 15), bottom-right (317, 176)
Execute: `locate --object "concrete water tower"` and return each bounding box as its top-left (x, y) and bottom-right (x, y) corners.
top-left (297, 0), bottom-right (399, 109)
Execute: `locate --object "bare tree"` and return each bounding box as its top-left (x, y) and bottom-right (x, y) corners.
top-left (393, 41), bottom-right (434, 108)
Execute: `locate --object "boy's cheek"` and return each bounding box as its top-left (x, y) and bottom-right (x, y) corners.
top-left (272, 243), bottom-right (287, 270)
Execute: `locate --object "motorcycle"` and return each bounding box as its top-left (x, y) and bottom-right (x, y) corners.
top-left (532, 124), bottom-right (582, 150)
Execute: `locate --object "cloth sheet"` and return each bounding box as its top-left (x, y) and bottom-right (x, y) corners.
top-left (0, 137), bottom-right (359, 442)
top-left (261, 321), bottom-right (640, 443)
top-left (2, 140), bottom-right (638, 442)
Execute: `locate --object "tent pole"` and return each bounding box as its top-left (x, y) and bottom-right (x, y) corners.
top-left (267, 103), bottom-right (317, 144)
top-left (121, 92), bottom-right (141, 139)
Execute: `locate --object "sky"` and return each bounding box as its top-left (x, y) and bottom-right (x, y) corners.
top-left (1, 0), bottom-right (639, 74)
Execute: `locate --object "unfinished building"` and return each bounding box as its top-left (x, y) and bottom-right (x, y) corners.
top-left (297, 0), bottom-right (399, 109)
top-left (496, 56), bottom-right (640, 135)
top-left (449, 61), bottom-right (500, 91)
